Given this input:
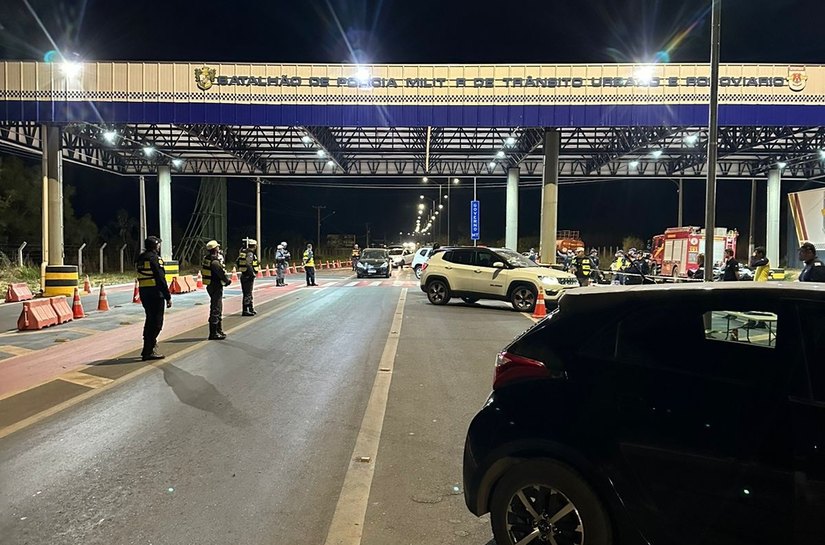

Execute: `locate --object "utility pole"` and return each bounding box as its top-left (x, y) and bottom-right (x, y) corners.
top-left (313, 205), bottom-right (326, 254)
top-left (365, 223), bottom-right (371, 248)
top-left (703, 0), bottom-right (722, 281)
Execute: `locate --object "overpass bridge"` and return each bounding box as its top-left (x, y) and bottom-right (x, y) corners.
top-left (1, 61), bottom-right (823, 288)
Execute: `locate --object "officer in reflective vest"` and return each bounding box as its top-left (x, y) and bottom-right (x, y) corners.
top-left (750, 246), bottom-right (770, 282)
top-left (276, 242), bottom-right (291, 287)
top-left (135, 236), bottom-right (172, 360)
top-left (202, 240), bottom-right (231, 340)
top-left (238, 238), bottom-right (258, 316)
top-left (570, 248), bottom-right (593, 286)
top-left (303, 243), bottom-right (318, 286)
top-left (351, 244), bottom-right (361, 271)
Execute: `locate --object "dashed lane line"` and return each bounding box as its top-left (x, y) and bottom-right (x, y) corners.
top-left (58, 370), bottom-right (114, 389)
top-left (323, 289), bottom-right (407, 545)
top-left (0, 345), bottom-right (34, 356)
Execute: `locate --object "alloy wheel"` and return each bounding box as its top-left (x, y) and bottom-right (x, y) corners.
top-left (505, 484), bottom-right (583, 545)
top-left (428, 281), bottom-right (447, 304)
top-left (512, 287), bottom-right (536, 311)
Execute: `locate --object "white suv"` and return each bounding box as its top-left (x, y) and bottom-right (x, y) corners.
top-left (411, 247), bottom-right (432, 278)
top-left (419, 247), bottom-right (579, 312)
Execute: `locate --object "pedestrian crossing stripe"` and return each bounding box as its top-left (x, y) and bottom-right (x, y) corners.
top-left (342, 280), bottom-right (419, 288)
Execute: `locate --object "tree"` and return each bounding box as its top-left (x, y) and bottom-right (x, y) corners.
top-left (622, 236), bottom-right (645, 252)
top-left (0, 156), bottom-right (41, 245)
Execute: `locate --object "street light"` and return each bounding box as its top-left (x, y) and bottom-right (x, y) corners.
top-left (102, 130), bottom-right (118, 144)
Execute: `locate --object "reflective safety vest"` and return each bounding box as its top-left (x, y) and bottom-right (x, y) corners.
top-left (754, 263), bottom-right (770, 282)
top-left (576, 257), bottom-right (592, 276)
top-left (238, 250), bottom-right (258, 273)
top-left (136, 255), bottom-right (165, 288)
top-left (610, 257), bottom-right (626, 272)
top-left (201, 255), bottom-right (214, 286)
top-left (351, 248), bottom-right (361, 258)
top-left (303, 250), bottom-right (315, 268)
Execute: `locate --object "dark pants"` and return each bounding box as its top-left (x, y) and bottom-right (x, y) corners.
top-left (305, 266), bottom-right (316, 285)
top-left (276, 262), bottom-right (286, 284)
top-left (241, 275), bottom-right (255, 310)
top-left (140, 292), bottom-right (165, 355)
top-left (207, 283), bottom-right (223, 325)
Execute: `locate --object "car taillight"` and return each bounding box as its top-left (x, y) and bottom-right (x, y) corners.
top-left (493, 351), bottom-right (550, 390)
top-left (421, 263), bottom-right (428, 271)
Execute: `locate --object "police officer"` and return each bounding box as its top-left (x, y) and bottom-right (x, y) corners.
top-left (202, 240), bottom-right (231, 340)
top-left (570, 248), bottom-right (593, 286)
top-left (276, 242), bottom-right (290, 286)
top-left (303, 243), bottom-right (318, 286)
top-left (624, 249), bottom-right (650, 285)
top-left (135, 236), bottom-right (172, 361)
top-left (750, 246), bottom-right (770, 282)
top-left (799, 242), bottom-right (825, 282)
top-left (238, 238), bottom-right (258, 316)
top-left (351, 244), bottom-right (361, 271)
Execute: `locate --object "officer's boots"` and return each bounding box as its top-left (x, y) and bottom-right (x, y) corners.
top-left (208, 323), bottom-right (226, 340)
top-left (242, 304), bottom-right (254, 317)
top-left (141, 344), bottom-right (165, 361)
top-left (217, 320), bottom-right (227, 339)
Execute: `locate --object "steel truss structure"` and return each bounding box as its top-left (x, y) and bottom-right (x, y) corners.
top-left (1, 122), bottom-right (824, 181)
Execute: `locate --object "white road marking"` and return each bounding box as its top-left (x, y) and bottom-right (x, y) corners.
top-left (369, 281), bottom-right (381, 287)
top-left (346, 281), bottom-right (360, 287)
top-left (323, 289), bottom-right (407, 545)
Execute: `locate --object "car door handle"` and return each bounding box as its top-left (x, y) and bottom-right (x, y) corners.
top-left (444, 266), bottom-right (453, 270)
top-left (473, 269), bottom-right (482, 273)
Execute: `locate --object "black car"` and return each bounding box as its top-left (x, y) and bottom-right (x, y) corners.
top-left (355, 247), bottom-right (391, 278)
top-left (463, 282), bottom-right (825, 545)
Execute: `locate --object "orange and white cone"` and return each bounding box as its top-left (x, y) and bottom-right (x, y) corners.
top-left (231, 267), bottom-right (239, 283)
top-left (532, 291), bottom-right (547, 319)
top-left (83, 275), bottom-right (92, 294)
top-left (97, 284), bottom-right (110, 311)
top-left (132, 279), bottom-right (141, 304)
top-left (196, 271), bottom-right (204, 289)
top-left (72, 287), bottom-right (85, 319)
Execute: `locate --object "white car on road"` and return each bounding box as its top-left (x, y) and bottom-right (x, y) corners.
top-left (412, 247), bottom-right (433, 278)
top-left (388, 247), bottom-right (413, 268)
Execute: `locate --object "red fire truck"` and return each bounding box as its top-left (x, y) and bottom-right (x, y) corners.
top-left (651, 227), bottom-right (738, 277)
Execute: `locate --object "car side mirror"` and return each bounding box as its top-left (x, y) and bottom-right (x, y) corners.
top-left (492, 261), bottom-right (505, 268)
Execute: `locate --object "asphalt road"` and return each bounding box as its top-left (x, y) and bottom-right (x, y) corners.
top-left (0, 272), bottom-right (533, 545)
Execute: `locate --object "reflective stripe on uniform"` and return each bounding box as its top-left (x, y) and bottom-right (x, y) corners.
top-left (201, 256), bottom-right (213, 285)
top-left (137, 260), bottom-right (155, 287)
top-left (238, 251), bottom-right (248, 273)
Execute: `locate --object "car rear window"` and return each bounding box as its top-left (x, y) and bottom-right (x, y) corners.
top-left (444, 249), bottom-right (473, 265)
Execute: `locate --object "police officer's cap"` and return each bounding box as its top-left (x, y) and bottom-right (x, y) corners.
top-left (145, 236), bottom-right (161, 249)
top-left (206, 240), bottom-right (220, 250)
top-left (280, 241), bottom-right (288, 247)
top-left (277, 244), bottom-right (284, 249)
top-left (247, 239), bottom-right (257, 247)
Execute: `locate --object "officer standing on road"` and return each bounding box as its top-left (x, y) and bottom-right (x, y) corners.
top-left (624, 249), bottom-right (648, 285)
top-left (238, 238), bottom-right (258, 316)
top-left (750, 246), bottom-right (770, 282)
top-left (303, 243), bottom-right (318, 286)
top-left (799, 242), bottom-right (825, 282)
top-left (202, 240), bottom-right (231, 339)
top-left (588, 248), bottom-right (602, 284)
top-left (570, 248), bottom-right (593, 286)
top-left (722, 248), bottom-right (740, 281)
top-left (135, 236), bottom-right (172, 361)
top-left (351, 244), bottom-right (361, 271)
top-left (276, 242), bottom-right (290, 287)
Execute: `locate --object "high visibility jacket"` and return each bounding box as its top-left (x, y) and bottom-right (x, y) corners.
top-left (135, 250), bottom-right (171, 300)
top-left (573, 257), bottom-right (592, 277)
top-left (610, 257), bottom-right (627, 272)
top-left (752, 257), bottom-right (770, 282)
top-left (303, 250), bottom-right (315, 268)
top-left (351, 248), bottom-right (361, 258)
top-left (238, 250), bottom-right (258, 275)
top-left (202, 255), bottom-right (215, 285)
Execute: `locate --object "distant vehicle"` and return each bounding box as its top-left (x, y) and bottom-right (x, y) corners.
top-left (420, 247), bottom-right (578, 312)
top-left (463, 282), bottom-right (825, 545)
top-left (412, 247), bottom-right (433, 279)
top-left (556, 230), bottom-right (585, 253)
top-left (355, 248), bottom-right (391, 278)
top-left (650, 226), bottom-right (738, 277)
top-left (388, 247), bottom-right (413, 268)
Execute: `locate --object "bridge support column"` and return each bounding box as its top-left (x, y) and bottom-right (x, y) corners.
top-left (539, 129), bottom-right (560, 264)
top-left (505, 167), bottom-right (519, 251)
top-left (42, 124), bottom-right (64, 266)
top-left (158, 165), bottom-right (173, 261)
top-left (766, 167), bottom-right (781, 267)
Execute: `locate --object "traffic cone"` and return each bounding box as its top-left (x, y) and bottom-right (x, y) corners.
top-left (72, 288), bottom-right (85, 319)
top-left (231, 267), bottom-right (239, 283)
top-left (132, 279), bottom-right (141, 304)
top-left (258, 267), bottom-right (264, 278)
top-left (97, 284), bottom-right (110, 311)
top-left (196, 271), bottom-right (204, 289)
top-left (83, 275), bottom-right (92, 294)
top-left (532, 291), bottom-right (547, 319)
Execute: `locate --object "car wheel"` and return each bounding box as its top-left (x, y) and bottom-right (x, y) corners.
top-left (357, 273), bottom-right (363, 278)
top-left (490, 459), bottom-right (612, 545)
top-left (510, 284), bottom-right (537, 313)
top-left (460, 297), bottom-right (479, 304)
top-left (414, 265), bottom-right (422, 279)
top-left (671, 266), bottom-right (679, 279)
top-left (426, 279), bottom-right (451, 305)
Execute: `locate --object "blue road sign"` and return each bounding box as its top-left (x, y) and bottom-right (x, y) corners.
top-left (470, 200), bottom-right (480, 240)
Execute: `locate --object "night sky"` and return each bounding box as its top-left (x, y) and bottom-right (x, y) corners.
top-left (2, 0), bottom-right (824, 252)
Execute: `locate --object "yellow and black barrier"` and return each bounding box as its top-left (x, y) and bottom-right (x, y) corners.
top-left (768, 268), bottom-right (786, 281)
top-left (43, 265), bottom-right (79, 297)
top-left (163, 260), bottom-right (179, 286)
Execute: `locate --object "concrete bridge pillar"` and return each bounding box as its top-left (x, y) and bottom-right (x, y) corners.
top-left (539, 129), bottom-right (560, 264)
top-left (41, 124), bottom-right (64, 265)
top-left (158, 165), bottom-right (173, 261)
top-left (505, 167), bottom-right (519, 251)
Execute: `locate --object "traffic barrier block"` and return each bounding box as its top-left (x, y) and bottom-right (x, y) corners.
top-left (49, 296), bottom-right (74, 324)
top-left (18, 299), bottom-right (59, 330)
top-left (170, 276), bottom-right (193, 294)
top-left (185, 275), bottom-right (198, 291)
top-left (769, 268), bottom-right (786, 281)
top-left (5, 282), bottom-right (34, 302)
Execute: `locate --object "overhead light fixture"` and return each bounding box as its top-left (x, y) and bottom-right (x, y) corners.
top-left (504, 136), bottom-right (516, 147)
top-left (819, 150), bottom-right (825, 160)
top-left (683, 133), bottom-right (699, 146)
top-left (60, 61), bottom-right (82, 78)
top-left (316, 149), bottom-right (327, 158)
top-left (418, 210), bottom-right (423, 215)
top-left (435, 211), bottom-right (439, 216)
top-left (422, 176), bottom-right (429, 182)
top-left (418, 203), bottom-right (425, 210)
top-left (102, 130), bottom-right (118, 144)
top-left (634, 65), bottom-right (655, 85)
top-left (629, 160), bottom-right (640, 169)
top-left (651, 149), bottom-right (663, 160)
top-left (489, 161), bottom-right (496, 168)
top-left (438, 204), bottom-right (443, 210)
top-left (443, 195), bottom-right (448, 199)
top-left (327, 160), bottom-right (335, 167)
top-left (143, 146), bottom-right (155, 157)
top-left (453, 178), bottom-right (459, 184)
top-left (354, 67), bottom-right (370, 84)
top-left (301, 135), bottom-right (312, 144)
top-left (419, 194), bottom-right (425, 199)
top-left (496, 150), bottom-right (506, 159)
top-left (777, 161), bottom-right (787, 169)
top-left (171, 158), bottom-right (184, 168)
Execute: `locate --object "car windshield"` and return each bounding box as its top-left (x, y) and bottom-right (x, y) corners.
top-left (361, 250), bottom-right (386, 259)
top-left (388, 249), bottom-right (403, 256)
top-left (496, 249), bottom-right (536, 268)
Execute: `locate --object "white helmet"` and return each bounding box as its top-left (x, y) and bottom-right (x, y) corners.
top-left (277, 244), bottom-right (284, 250)
top-left (206, 240), bottom-right (220, 251)
top-left (280, 241), bottom-right (288, 248)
